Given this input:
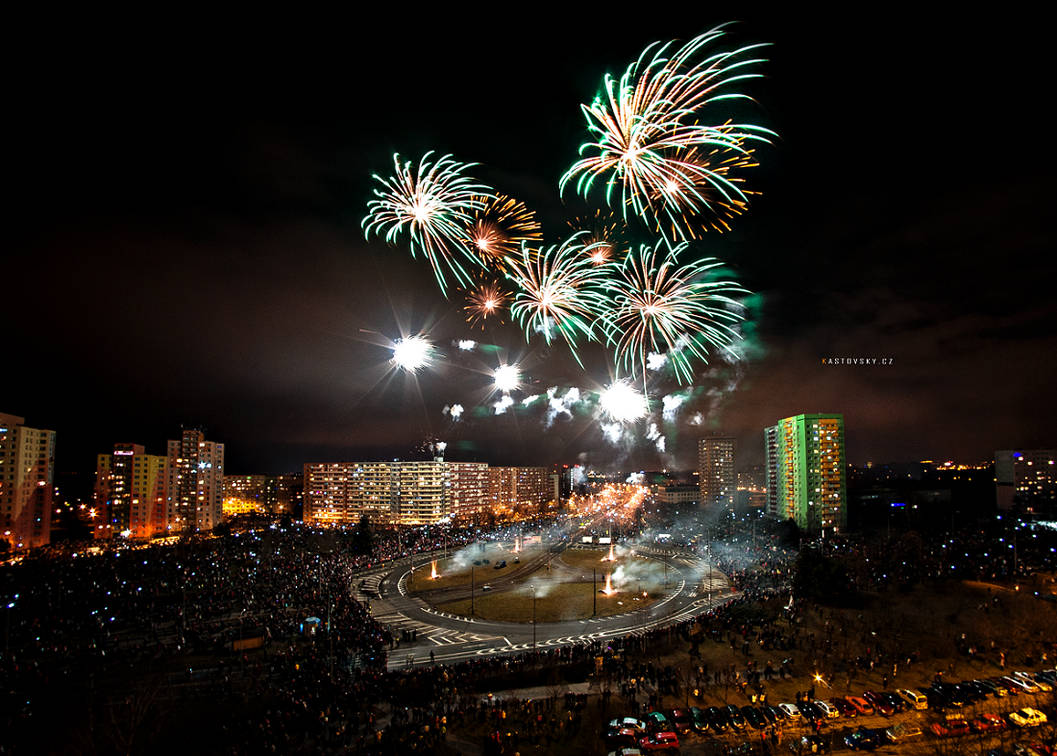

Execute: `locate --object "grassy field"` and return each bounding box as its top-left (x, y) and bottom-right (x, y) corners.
top-left (406, 545), bottom-right (547, 592)
top-left (420, 545), bottom-right (675, 622)
top-left (558, 546), bottom-right (648, 572)
top-left (434, 579), bottom-right (666, 623)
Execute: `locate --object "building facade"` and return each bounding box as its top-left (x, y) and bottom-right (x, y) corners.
top-left (166, 429), bottom-right (225, 533)
top-left (0, 413), bottom-right (55, 549)
top-left (95, 443), bottom-right (168, 539)
top-left (447, 462), bottom-right (489, 522)
top-left (699, 435), bottom-right (736, 507)
top-left (658, 484), bottom-right (699, 506)
top-left (303, 460), bottom-right (544, 526)
top-left (223, 473), bottom-right (302, 517)
top-left (765, 414), bottom-right (847, 533)
top-left (487, 466), bottom-right (551, 517)
top-left (396, 460), bottom-right (447, 525)
top-left (995, 449), bottom-right (1056, 512)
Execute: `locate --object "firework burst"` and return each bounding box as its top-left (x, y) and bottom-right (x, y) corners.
top-left (644, 138), bottom-right (760, 238)
top-left (603, 240), bottom-right (746, 384)
top-left (363, 152), bottom-right (495, 296)
top-left (560, 25), bottom-right (774, 242)
top-left (463, 280), bottom-right (511, 328)
top-left (466, 194), bottom-right (542, 271)
top-left (567, 210), bottom-right (628, 265)
top-left (391, 335), bottom-right (434, 373)
top-left (599, 381), bottom-right (648, 422)
top-left (509, 233), bottom-right (610, 364)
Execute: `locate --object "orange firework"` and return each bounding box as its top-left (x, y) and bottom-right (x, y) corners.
top-left (464, 281), bottom-right (510, 328)
top-left (642, 137), bottom-right (760, 238)
top-left (467, 194), bottom-right (542, 271)
top-left (567, 210), bottom-right (626, 266)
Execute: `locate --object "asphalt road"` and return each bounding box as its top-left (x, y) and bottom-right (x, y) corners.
top-left (352, 540), bottom-right (733, 671)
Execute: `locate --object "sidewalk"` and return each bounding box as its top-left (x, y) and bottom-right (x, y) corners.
top-left (480, 680), bottom-right (595, 703)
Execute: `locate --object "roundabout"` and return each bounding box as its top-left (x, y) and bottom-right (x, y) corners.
top-left (353, 538), bottom-right (733, 670)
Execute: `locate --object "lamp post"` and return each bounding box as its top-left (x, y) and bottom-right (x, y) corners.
top-left (532, 587), bottom-right (537, 651)
top-left (592, 568), bottom-right (597, 617)
top-left (707, 529), bottom-right (714, 608)
top-left (471, 565), bottom-right (475, 616)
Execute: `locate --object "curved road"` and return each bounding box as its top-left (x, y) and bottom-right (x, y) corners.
top-left (353, 542), bottom-right (734, 670)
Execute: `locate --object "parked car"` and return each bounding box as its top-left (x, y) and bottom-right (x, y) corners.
top-left (845, 727), bottom-right (883, 750)
top-left (689, 707), bottom-right (708, 733)
top-left (704, 706), bottom-right (728, 731)
top-left (880, 691), bottom-right (905, 713)
top-left (814, 700), bottom-right (839, 719)
top-left (972, 713), bottom-right (1008, 733)
top-left (607, 718), bottom-right (647, 735)
top-left (1003, 675), bottom-right (1039, 694)
top-left (930, 718), bottom-right (970, 737)
top-left (831, 698), bottom-right (857, 717)
top-left (955, 681), bottom-right (985, 703)
top-left (1013, 743), bottom-right (1054, 756)
top-left (799, 701), bottom-right (823, 721)
top-left (895, 688), bottom-right (928, 710)
top-left (669, 709), bottom-right (692, 734)
top-left (973, 679), bottom-right (1006, 698)
top-left (778, 703), bottom-right (802, 720)
top-left (1015, 671), bottom-right (1053, 692)
top-left (638, 731), bottom-right (679, 752)
top-left (605, 727), bottom-right (641, 748)
top-left (863, 691), bottom-right (894, 716)
top-left (759, 705), bottom-right (781, 725)
top-left (725, 704), bottom-right (747, 729)
top-left (644, 711), bottom-right (669, 733)
top-left (929, 681), bottom-right (966, 708)
top-left (885, 721), bottom-right (923, 742)
top-left (990, 676), bottom-right (1021, 696)
top-left (741, 706), bottom-right (767, 729)
top-left (1009, 708), bottom-right (1048, 727)
top-left (845, 696), bottom-right (874, 716)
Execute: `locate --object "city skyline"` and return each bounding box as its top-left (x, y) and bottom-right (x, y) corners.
top-left (7, 12), bottom-right (1055, 477)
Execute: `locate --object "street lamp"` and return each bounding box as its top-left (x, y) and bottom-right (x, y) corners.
top-left (532, 587), bottom-right (537, 650)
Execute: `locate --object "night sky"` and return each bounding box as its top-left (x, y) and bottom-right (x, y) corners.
top-left (8, 10), bottom-right (1055, 477)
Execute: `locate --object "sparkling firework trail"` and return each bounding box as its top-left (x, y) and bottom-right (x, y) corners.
top-left (463, 280), bottom-right (510, 328)
top-left (603, 240), bottom-right (746, 385)
top-left (559, 25), bottom-right (774, 242)
top-left (567, 210), bottom-right (627, 266)
top-left (466, 194), bottom-right (542, 271)
top-left (509, 233), bottom-right (610, 365)
top-left (363, 152), bottom-right (495, 296)
top-left (643, 139), bottom-right (761, 238)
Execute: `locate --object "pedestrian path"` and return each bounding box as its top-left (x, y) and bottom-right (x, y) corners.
top-left (373, 610), bottom-right (499, 646)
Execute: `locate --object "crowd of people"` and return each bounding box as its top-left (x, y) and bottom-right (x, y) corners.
top-left (2, 503), bottom-right (1054, 753)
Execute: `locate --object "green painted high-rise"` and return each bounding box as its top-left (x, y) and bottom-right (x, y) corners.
top-left (765, 414), bottom-right (846, 533)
